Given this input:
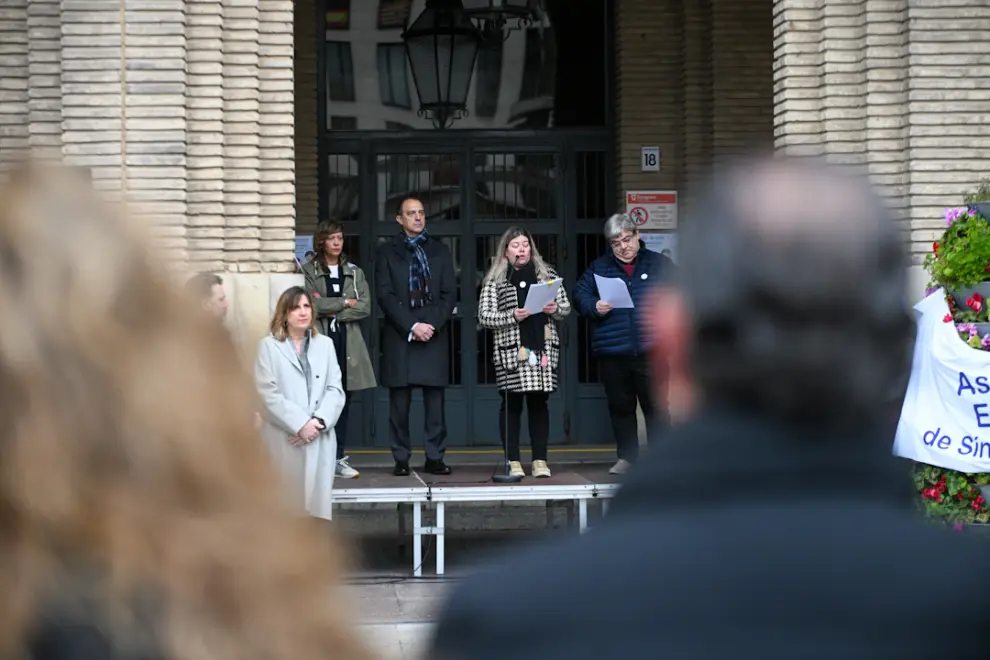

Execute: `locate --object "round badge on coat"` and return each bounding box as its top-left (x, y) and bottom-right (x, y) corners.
top-left (641, 273), bottom-right (648, 280)
top-left (520, 281), bottom-right (527, 288)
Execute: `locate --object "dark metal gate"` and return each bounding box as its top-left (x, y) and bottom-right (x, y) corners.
top-left (321, 130), bottom-right (613, 448)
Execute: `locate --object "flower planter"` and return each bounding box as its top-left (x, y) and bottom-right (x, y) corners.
top-left (956, 522), bottom-right (990, 536)
top-left (969, 202), bottom-right (990, 221)
top-left (949, 283), bottom-right (990, 310)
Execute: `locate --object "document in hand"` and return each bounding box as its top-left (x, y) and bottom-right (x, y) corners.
top-left (522, 279), bottom-right (562, 314)
top-left (594, 274), bottom-right (635, 309)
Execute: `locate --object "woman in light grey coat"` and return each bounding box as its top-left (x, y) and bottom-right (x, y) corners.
top-left (255, 286), bottom-right (345, 520)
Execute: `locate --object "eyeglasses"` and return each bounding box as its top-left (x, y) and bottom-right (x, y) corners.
top-left (610, 234), bottom-right (637, 250)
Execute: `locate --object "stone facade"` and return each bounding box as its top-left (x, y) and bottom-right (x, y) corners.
top-left (3, 0), bottom-right (988, 331)
top-left (615, 0), bottom-right (776, 218)
top-left (773, 0), bottom-right (990, 268)
top-left (1, 0), bottom-right (298, 274)
top-left (1, 0), bottom-right (302, 345)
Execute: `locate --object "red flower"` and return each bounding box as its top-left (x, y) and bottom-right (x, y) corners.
top-left (957, 493), bottom-right (965, 500)
top-left (985, 264), bottom-right (990, 273)
top-left (944, 314), bottom-right (954, 323)
top-left (936, 481), bottom-right (947, 493)
top-left (975, 293), bottom-right (984, 303)
top-left (972, 501), bottom-right (981, 510)
top-left (977, 495), bottom-right (985, 505)
top-left (933, 241), bottom-right (940, 254)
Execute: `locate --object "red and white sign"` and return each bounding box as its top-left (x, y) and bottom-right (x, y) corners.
top-left (625, 191), bottom-right (678, 230)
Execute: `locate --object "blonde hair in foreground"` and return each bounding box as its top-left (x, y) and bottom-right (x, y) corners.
top-left (0, 164), bottom-right (372, 660)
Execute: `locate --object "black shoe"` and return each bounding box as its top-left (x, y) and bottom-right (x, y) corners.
top-left (423, 459), bottom-right (452, 475)
top-left (393, 461), bottom-right (410, 476)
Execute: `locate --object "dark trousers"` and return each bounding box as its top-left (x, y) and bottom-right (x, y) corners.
top-left (599, 355), bottom-right (663, 462)
top-left (389, 386), bottom-right (447, 463)
top-left (498, 391), bottom-right (550, 462)
top-left (335, 394), bottom-right (350, 460)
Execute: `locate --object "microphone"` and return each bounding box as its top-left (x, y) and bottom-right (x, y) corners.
top-left (494, 251), bottom-right (523, 484)
top-left (505, 253), bottom-right (519, 281)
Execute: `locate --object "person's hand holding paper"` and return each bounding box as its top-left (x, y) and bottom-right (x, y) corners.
top-left (594, 274), bottom-right (635, 309)
top-left (522, 279), bottom-right (562, 314)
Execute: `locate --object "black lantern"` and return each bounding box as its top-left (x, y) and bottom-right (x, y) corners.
top-left (402, 0), bottom-right (481, 129)
top-left (461, 0), bottom-right (538, 41)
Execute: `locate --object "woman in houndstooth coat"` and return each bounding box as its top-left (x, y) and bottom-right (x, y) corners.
top-left (478, 227), bottom-right (571, 479)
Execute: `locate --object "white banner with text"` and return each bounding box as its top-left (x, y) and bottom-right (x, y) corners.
top-left (894, 289), bottom-right (990, 472)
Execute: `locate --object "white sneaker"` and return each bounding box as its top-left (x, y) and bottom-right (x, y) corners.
top-left (609, 459), bottom-right (632, 475)
top-left (531, 460), bottom-right (551, 478)
top-left (508, 461), bottom-right (525, 478)
top-left (335, 456), bottom-right (360, 479)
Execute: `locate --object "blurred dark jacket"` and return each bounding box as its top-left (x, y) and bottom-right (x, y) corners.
top-left (429, 407), bottom-right (990, 660)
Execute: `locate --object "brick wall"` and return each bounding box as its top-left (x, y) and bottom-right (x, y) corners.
top-left (294, 0), bottom-right (319, 237)
top-left (774, 0), bottom-right (990, 260)
top-left (0, 0), bottom-right (297, 272)
top-left (616, 0), bottom-right (775, 218)
top-left (0, 0), bottom-right (30, 161)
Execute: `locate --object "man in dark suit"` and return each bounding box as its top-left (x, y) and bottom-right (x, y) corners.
top-left (375, 197), bottom-right (456, 476)
top-left (427, 156), bottom-right (990, 659)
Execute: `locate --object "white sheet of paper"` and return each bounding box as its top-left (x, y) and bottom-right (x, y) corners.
top-left (522, 279), bottom-right (562, 314)
top-left (332, 283), bottom-right (341, 293)
top-left (594, 274), bottom-right (635, 309)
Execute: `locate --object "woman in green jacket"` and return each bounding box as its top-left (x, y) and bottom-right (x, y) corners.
top-left (302, 221), bottom-right (377, 479)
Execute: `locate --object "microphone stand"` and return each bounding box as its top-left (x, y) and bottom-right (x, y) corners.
top-left (493, 254), bottom-right (523, 484)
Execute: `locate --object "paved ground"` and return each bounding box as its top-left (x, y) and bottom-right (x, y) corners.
top-left (358, 622), bottom-right (433, 660)
top-left (338, 451), bottom-right (631, 659)
top-left (343, 532), bottom-right (542, 659)
top-left (350, 579), bottom-right (450, 660)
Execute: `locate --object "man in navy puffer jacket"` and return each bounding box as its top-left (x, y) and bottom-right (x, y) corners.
top-left (572, 213), bottom-right (675, 474)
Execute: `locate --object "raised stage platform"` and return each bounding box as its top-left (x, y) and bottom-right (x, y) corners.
top-left (332, 464), bottom-right (622, 576)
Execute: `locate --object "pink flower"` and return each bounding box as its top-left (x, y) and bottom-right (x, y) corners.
top-left (945, 207), bottom-right (967, 226)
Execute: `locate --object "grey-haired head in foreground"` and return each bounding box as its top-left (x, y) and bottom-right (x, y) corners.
top-left (674, 154), bottom-right (913, 429)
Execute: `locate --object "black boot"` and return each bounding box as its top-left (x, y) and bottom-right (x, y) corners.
top-left (423, 459), bottom-right (451, 475)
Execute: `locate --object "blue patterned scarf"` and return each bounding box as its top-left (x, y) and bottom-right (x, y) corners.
top-left (405, 231), bottom-right (432, 309)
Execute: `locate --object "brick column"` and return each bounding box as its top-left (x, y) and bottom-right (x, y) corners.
top-left (774, 0), bottom-right (990, 260)
top-left (615, 0), bottom-right (683, 207)
top-left (27, 0), bottom-right (62, 153)
top-left (221, 0), bottom-right (262, 271)
top-left (186, 0), bottom-right (226, 270)
top-left (0, 0), bottom-right (30, 160)
top-left (293, 0), bottom-right (319, 235)
top-left (616, 0), bottom-right (773, 216)
top-left (60, 0), bottom-right (125, 192)
top-left (679, 0), bottom-right (713, 218)
top-left (124, 0), bottom-right (189, 261)
top-left (258, 0), bottom-right (296, 271)
top-left (711, 0), bottom-right (773, 159)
